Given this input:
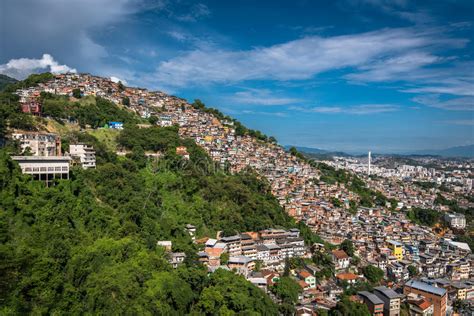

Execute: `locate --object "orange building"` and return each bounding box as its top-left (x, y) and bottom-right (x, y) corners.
top-left (403, 280), bottom-right (447, 316)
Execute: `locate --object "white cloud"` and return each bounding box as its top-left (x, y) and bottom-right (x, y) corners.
top-left (110, 76), bottom-right (128, 85)
top-left (230, 89), bottom-right (302, 106)
top-left (291, 104), bottom-right (398, 115)
top-left (412, 95), bottom-right (474, 111)
top-left (174, 3), bottom-right (211, 22)
top-left (154, 27), bottom-right (467, 88)
top-left (0, 54), bottom-right (76, 79)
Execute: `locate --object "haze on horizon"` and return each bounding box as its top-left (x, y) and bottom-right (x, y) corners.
top-left (1, 0), bottom-right (473, 153)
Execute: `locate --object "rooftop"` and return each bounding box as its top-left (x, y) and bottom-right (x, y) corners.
top-left (405, 280), bottom-right (446, 296)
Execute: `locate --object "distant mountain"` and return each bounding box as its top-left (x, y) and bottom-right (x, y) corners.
top-left (284, 145), bottom-right (328, 154)
top-left (0, 74), bottom-right (18, 91)
top-left (284, 145), bottom-right (353, 159)
top-left (411, 144), bottom-right (474, 158)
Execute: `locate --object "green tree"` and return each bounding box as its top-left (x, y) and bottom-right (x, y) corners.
top-left (271, 276), bottom-right (301, 305)
top-left (72, 88), bottom-right (82, 98)
top-left (408, 265), bottom-right (418, 277)
top-left (339, 239), bottom-right (355, 257)
top-left (122, 96), bottom-right (130, 106)
top-left (363, 265), bottom-right (384, 284)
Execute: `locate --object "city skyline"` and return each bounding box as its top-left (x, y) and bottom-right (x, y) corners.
top-left (1, 0), bottom-right (473, 153)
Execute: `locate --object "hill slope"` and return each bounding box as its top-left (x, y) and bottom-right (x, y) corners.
top-left (0, 75), bottom-right (323, 314)
top-left (0, 74), bottom-right (17, 91)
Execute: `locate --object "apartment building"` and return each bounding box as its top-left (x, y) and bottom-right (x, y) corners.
top-left (69, 144), bottom-right (96, 169)
top-left (404, 280), bottom-right (447, 316)
top-left (373, 286), bottom-right (402, 316)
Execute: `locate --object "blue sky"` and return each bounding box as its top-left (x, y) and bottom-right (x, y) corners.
top-left (1, 0), bottom-right (473, 153)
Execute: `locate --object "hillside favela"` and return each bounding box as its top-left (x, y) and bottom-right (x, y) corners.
top-left (0, 1), bottom-right (473, 316)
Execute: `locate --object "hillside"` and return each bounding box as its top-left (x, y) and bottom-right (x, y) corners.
top-left (0, 75), bottom-right (324, 314)
top-left (0, 74), bottom-right (17, 91)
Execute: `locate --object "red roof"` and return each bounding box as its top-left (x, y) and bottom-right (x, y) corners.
top-left (332, 249), bottom-right (349, 259)
top-left (336, 273), bottom-right (358, 280)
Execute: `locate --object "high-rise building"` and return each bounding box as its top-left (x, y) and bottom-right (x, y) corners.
top-left (368, 151), bottom-right (372, 175)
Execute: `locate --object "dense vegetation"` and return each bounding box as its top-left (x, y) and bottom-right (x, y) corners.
top-left (0, 74), bottom-right (17, 91)
top-left (316, 162), bottom-right (392, 209)
top-left (1, 97), bottom-right (327, 314)
top-left (41, 93), bottom-right (139, 128)
top-left (406, 207), bottom-right (442, 227)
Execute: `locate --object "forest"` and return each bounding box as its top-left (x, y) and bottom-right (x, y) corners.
top-left (0, 92), bottom-right (322, 313)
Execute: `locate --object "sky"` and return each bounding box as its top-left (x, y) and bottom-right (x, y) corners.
top-left (1, 0), bottom-right (473, 153)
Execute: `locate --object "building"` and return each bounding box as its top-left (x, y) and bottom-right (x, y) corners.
top-left (11, 156), bottom-right (71, 184)
top-left (358, 291), bottom-right (384, 316)
top-left (297, 270), bottom-right (316, 289)
top-left (220, 235), bottom-right (242, 256)
top-left (387, 240), bottom-right (403, 261)
top-left (12, 132), bottom-right (61, 157)
top-left (108, 121), bottom-right (124, 129)
top-left (332, 250), bottom-right (350, 270)
top-left (69, 144), bottom-right (96, 169)
top-left (404, 280), bottom-right (447, 316)
top-left (21, 100), bottom-right (41, 115)
top-left (443, 213), bottom-right (466, 229)
top-left (373, 286), bottom-right (402, 316)
top-left (169, 252), bottom-right (186, 268)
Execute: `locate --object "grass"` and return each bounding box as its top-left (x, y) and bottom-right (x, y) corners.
top-left (88, 128), bottom-right (120, 152)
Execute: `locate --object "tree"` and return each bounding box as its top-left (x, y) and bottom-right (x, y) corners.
top-left (117, 81), bottom-right (125, 91)
top-left (408, 265), bottom-right (418, 277)
top-left (330, 297), bottom-right (370, 316)
top-left (72, 88), bottom-right (82, 98)
top-left (271, 276), bottom-right (301, 305)
top-left (363, 265), bottom-right (384, 284)
top-left (220, 252), bottom-right (229, 265)
top-left (340, 239), bottom-right (355, 257)
top-left (122, 96), bottom-right (130, 106)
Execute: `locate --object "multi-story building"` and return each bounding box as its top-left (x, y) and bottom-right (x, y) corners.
top-left (373, 286), bottom-right (402, 316)
top-left (387, 240), bottom-right (403, 261)
top-left (443, 213), bottom-right (466, 229)
top-left (332, 250), bottom-right (350, 270)
top-left (404, 280), bottom-right (447, 316)
top-left (358, 291), bottom-right (384, 316)
top-left (69, 144), bottom-right (96, 169)
top-left (12, 132), bottom-right (61, 157)
top-left (11, 156), bottom-right (71, 185)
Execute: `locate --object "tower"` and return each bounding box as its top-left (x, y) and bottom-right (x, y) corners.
top-left (368, 151), bottom-right (371, 176)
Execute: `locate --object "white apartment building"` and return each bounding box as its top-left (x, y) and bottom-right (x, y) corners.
top-left (69, 144), bottom-right (96, 169)
top-left (444, 213), bottom-right (466, 229)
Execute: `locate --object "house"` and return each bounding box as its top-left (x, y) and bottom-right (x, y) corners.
top-left (336, 272), bottom-right (359, 285)
top-left (108, 121), bottom-right (123, 129)
top-left (358, 291), bottom-right (384, 316)
top-left (169, 252), bottom-right (186, 268)
top-left (297, 270), bottom-right (316, 289)
top-left (176, 146), bottom-right (190, 160)
top-left (332, 250), bottom-right (350, 270)
top-left (157, 240), bottom-right (172, 251)
top-left (406, 293), bottom-right (434, 316)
